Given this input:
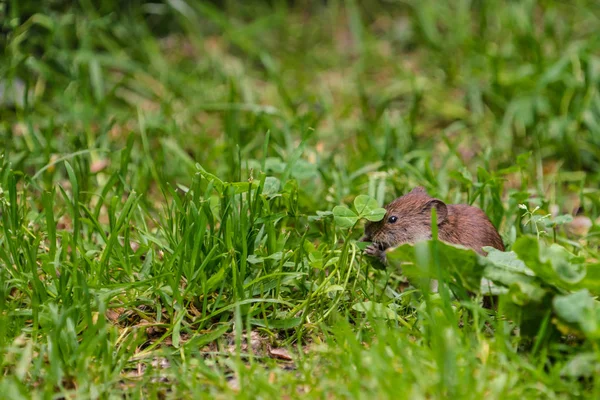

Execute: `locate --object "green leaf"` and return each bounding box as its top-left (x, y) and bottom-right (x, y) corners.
top-left (352, 301), bottom-right (398, 320)
top-left (363, 207), bottom-right (387, 222)
top-left (325, 284), bottom-right (345, 293)
top-left (354, 241), bottom-right (370, 251)
top-left (560, 353), bottom-right (600, 379)
top-left (482, 247), bottom-right (534, 275)
top-left (308, 210), bottom-right (333, 222)
top-left (353, 194), bottom-right (379, 215)
top-left (577, 263), bottom-right (600, 296)
top-left (513, 236), bottom-right (586, 289)
top-left (262, 176), bottom-right (281, 196)
top-left (332, 206), bottom-right (359, 228)
top-left (246, 252), bottom-right (284, 265)
top-left (546, 214), bottom-right (573, 227)
top-left (553, 290), bottom-right (600, 339)
top-left (353, 194), bottom-right (386, 221)
top-left (516, 151), bottom-right (532, 169)
top-left (290, 159), bottom-right (318, 180)
top-left (190, 324), bottom-right (231, 348)
top-left (207, 265), bottom-right (226, 291)
top-left (449, 169), bottom-right (473, 186)
top-left (230, 181), bottom-right (260, 194)
top-left (481, 247), bottom-right (546, 304)
top-left (387, 240), bottom-right (483, 292)
top-left (172, 311), bottom-right (185, 348)
top-left (246, 254), bottom-right (263, 265)
top-left (484, 268), bottom-right (545, 304)
top-left (264, 157), bottom-right (286, 173)
top-left (196, 163), bottom-right (224, 190)
top-left (308, 249), bottom-right (324, 269)
top-left (250, 317), bottom-right (302, 329)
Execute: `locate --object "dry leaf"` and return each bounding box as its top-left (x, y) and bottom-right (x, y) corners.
top-left (268, 347), bottom-right (293, 361)
top-left (225, 330), bottom-right (267, 355)
top-left (106, 308), bottom-right (124, 324)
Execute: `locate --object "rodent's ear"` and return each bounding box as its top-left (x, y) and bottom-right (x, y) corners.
top-left (422, 199), bottom-right (448, 224)
top-left (410, 186), bottom-right (428, 194)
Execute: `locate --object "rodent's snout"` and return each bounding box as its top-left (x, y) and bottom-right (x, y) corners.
top-left (359, 235), bottom-right (370, 242)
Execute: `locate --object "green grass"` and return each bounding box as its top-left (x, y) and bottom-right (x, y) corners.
top-left (2, 0), bottom-right (600, 398)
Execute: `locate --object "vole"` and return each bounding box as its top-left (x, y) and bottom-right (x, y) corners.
top-left (362, 187), bottom-right (504, 262)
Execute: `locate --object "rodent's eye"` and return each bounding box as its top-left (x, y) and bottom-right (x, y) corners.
top-left (388, 216), bottom-right (398, 224)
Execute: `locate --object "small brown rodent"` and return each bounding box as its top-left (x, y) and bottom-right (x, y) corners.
top-left (362, 187), bottom-right (504, 262)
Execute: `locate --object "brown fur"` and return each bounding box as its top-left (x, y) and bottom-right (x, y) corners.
top-left (362, 187), bottom-right (504, 261)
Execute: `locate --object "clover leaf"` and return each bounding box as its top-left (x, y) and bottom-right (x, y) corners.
top-left (333, 195), bottom-right (387, 228)
top-left (333, 206), bottom-right (359, 228)
top-left (354, 194), bottom-right (387, 222)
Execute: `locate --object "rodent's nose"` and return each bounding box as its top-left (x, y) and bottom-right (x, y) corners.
top-left (359, 235), bottom-right (370, 242)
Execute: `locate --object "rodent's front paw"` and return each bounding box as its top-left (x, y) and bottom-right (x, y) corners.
top-left (365, 243), bottom-right (380, 255)
top-left (365, 244), bottom-right (387, 264)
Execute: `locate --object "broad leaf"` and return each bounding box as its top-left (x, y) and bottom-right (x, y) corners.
top-left (354, 194), bottom-right (378, 215)
top-left (387, 240), bottom-right (483, 292)
top-left (545, 214), bottom-right (573, 227)
top-left (513, 236), bottom-right (586, 290)
top-left (363, 207), bottom-right (387, 222)
top-left (333, 206), bottom-right (359, 228)
top-left (553, 290), bottom-right (600, 340)
top-left (262, 176), bottom-right (281, 196)
top-left (560, 353), bottom-right (600, 378)
top-left (482, 247), bottom-right (533, 276)
top-left (353, 194), bottom-right (386, 221)
top-left (308, 210), bottom-right (333, 222)
top-left (291, 159), bottom-right (318, 179)
top-left (577, 263), bottom-right (600, 296)
top-left (481, 247), bottom-right (545, 304)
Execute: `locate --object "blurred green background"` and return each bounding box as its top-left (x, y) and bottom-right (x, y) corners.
top-left (4, 0), bottom-right (600, 186)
